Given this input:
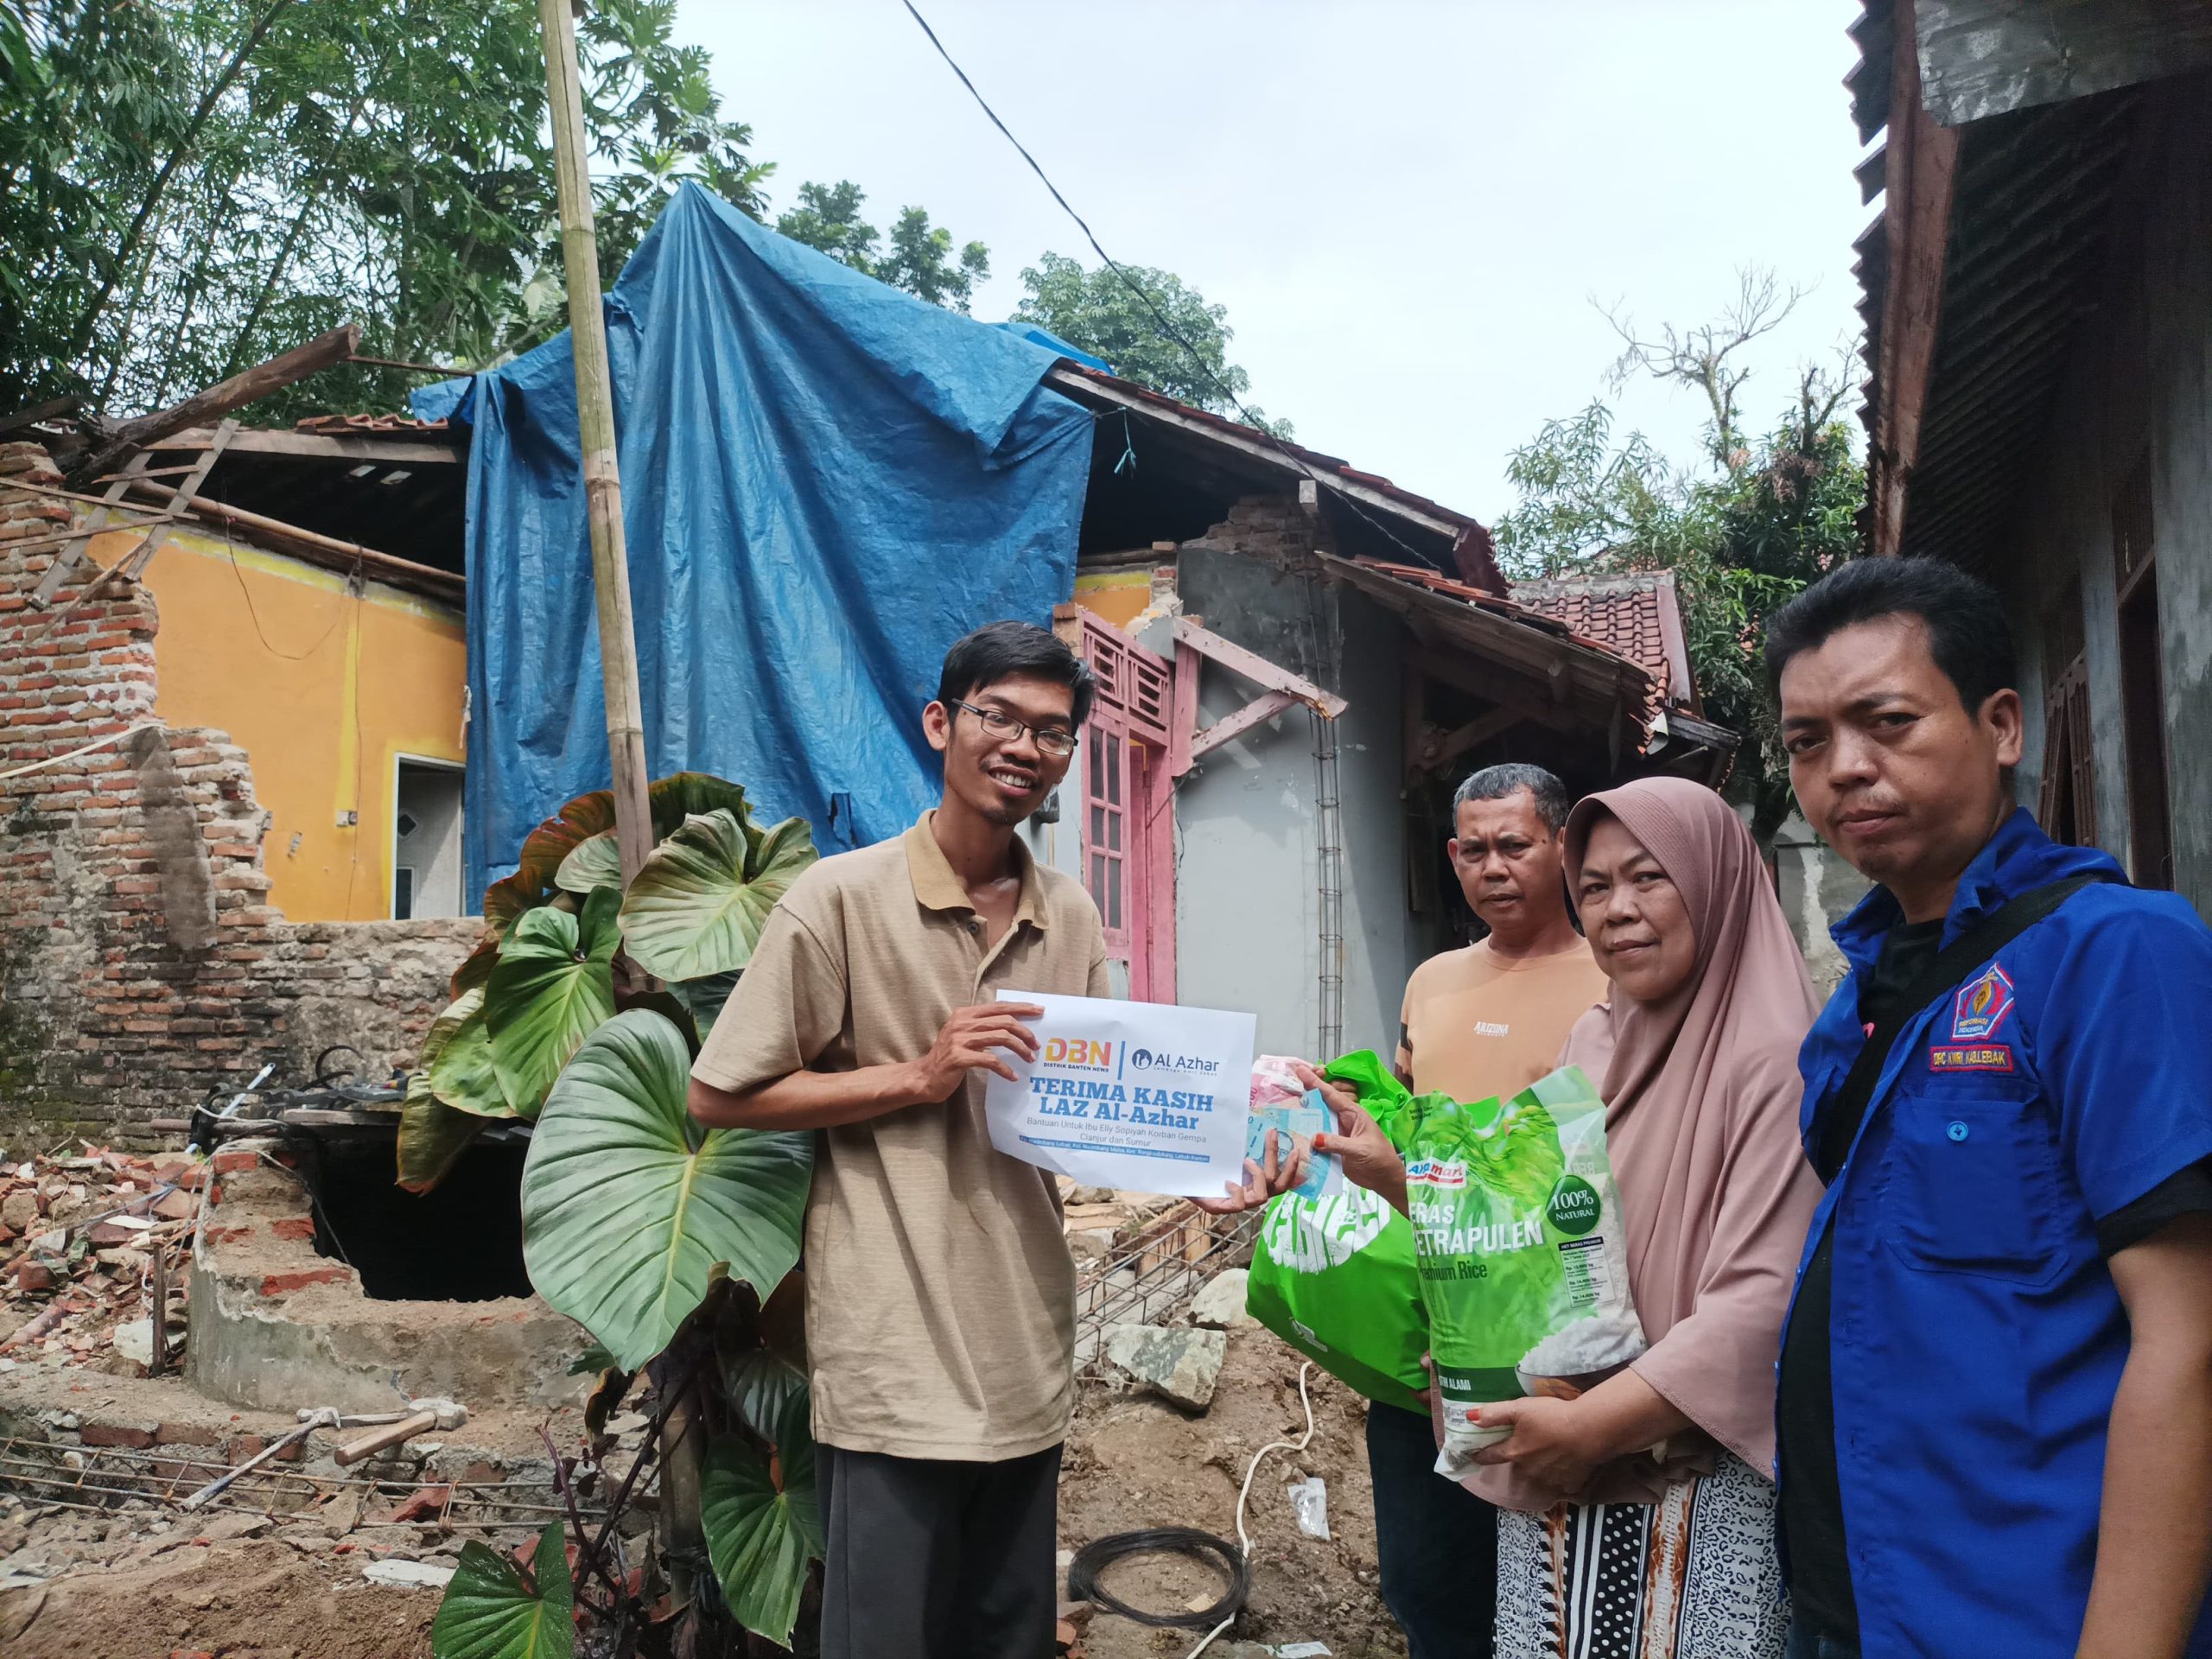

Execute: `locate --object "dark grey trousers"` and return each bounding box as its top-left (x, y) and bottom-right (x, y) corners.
top-left (1367, 1400), bottom-right (1497, 1659)
top-left (817, 1440), bottom-right (1063, 1659)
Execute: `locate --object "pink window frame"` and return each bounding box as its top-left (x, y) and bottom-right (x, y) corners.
top-left (1077, 613), bottom-right (1177, 1003)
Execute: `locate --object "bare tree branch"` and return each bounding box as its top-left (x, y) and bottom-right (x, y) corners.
top-left (1595, 264), bottom-right (1809, 474)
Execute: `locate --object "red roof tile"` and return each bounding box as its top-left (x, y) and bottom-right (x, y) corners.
top-left (1505, 573), bottom-right (1695, 709)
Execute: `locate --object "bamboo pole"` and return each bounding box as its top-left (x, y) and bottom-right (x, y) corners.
top-left (537, 0), bottom-right (653, 884)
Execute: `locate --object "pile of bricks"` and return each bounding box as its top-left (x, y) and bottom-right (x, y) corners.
top-left (0, 442), bottom-right (474, 1147)
top-left (0, 1144), bottom-right (208, 1370)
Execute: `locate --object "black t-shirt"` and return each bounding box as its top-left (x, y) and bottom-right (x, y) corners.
top-left (1778, 918), bottom-right (2212, 1643)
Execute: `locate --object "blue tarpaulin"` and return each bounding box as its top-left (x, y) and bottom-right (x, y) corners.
top-left (415, 183), bottom-right (1096, 896)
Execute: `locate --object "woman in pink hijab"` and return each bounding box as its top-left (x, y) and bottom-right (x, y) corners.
top-left (1318, 777), bottom-right (1823, 1658)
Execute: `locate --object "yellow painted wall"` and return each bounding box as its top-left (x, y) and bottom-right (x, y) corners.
top-left (1074, 569), bottom-right (1153, 631)
top-left (90, 527), bottom-right (467, 922)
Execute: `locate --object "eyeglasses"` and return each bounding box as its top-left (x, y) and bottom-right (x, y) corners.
top-left (950, 700), bottom-right (1077, 760)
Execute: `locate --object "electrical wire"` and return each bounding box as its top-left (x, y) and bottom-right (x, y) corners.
top-left (1187, 1358), bottom-right (1321, 1659)
top-left (219, 521), bottom-right (354, 663)
top-left (1066, 1528), bottom-right (1247, 1631)
top-left (1060, 1359), bottom-right (1319, 1652)
top-left (899, 0), bottom-right (1453, 576)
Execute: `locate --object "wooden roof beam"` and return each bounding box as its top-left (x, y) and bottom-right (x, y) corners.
top-left (72, 325), bottom-right (361, 486)
top-left (1867, 0), bottom-right (1961, 559)
top-left (1050, 367), bottom-right (1469, 544)
top-left (150, 426), bottom-right (460, 467)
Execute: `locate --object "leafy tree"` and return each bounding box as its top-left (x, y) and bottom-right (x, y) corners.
top-left (1012, 251), bottom-right (1292, 438)
top-left (774, 179), bottom-right (990, 312)
top-left (1, 1), bottom-right (969, 424)
top-left (1495, 274), bottom-right (1862, 840)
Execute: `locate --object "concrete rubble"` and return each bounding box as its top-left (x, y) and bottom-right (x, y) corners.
top-left (1057, 1180), bottom-right (1184, 1264)
top-left (1103, 1323), bottom-right (1228, 1411)
top-left (0, 1117), bottom-right (1351, 1655)
top-left (1190, 1267), bottom-right (1261, 1330)
top-left (0, 1352), bottom-right (638, 1630)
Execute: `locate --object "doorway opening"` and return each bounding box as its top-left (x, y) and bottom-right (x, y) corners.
top-left (394, 758), bottom-right (465, 918)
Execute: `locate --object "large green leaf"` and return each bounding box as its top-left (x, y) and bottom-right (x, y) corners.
top-left (480, 773), bottom-right (753, 924)
top-left (487, 887), bottom-right (621, 1114)
top-left (430, 1522), bottom-right (573, 1659)
top-left (554, 831), bottom-right (622, 894)
top-left (701, 1395), bottom-right (820, 1647)
top-left (398, 989), bottom-right (500, 1192)
top-left (450, 933), bottom-right (502, 1000)
top-left (774, 1389), bottom-right (824, 1555)
top-left (620, 813), bottom-right (818, 982)
top-left (397, 1077), bottom-right (488, 1194)
top-left (671, 969), bottom-right (741, 1038)
top-left (646, 772), bottom-right (752, 835)
top-left (486, 792), bottom-right (620, 932)
top-left (520, 1011), bottom-right (810, 1370)
top-left (722, 1348), bottom-right (808, 1442)
top-left (426, 988), bottom-right (518, 1118)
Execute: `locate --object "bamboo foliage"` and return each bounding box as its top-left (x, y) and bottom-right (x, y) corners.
top-left (3, 0), bottom-right (772, 419)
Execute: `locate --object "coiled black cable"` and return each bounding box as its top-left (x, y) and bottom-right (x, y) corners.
top-left (1065, 1527), bottom-right (1249, 1630)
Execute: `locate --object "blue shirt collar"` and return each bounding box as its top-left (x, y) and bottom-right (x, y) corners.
top-left (1828, 808), bottom-right (2120, 971)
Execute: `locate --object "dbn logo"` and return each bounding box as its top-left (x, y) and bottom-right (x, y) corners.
top-left (1044, 1037), bottom-right (1113, 1069)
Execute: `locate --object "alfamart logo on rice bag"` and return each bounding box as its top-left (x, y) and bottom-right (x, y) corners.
top-left (1403, 1064), bottom-right (1645, 1474)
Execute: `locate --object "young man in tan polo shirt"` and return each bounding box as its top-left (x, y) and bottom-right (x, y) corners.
top-left (687, 620), bottom-right (1300, 1659)
top-left (1378, 762), bottom-right (1610, 1659)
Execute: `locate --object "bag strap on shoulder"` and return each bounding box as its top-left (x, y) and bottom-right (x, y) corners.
top-left (1818, 871), bottom-right (2121, 1180)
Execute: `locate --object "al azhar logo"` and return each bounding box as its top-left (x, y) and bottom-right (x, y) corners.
top-left (1127, 1046), bottom-right (1220, 1076)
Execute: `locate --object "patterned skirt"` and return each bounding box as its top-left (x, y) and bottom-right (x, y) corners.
top-left (1494, 1452), bottom-right (1789, 1659)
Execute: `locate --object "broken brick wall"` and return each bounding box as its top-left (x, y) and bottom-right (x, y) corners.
top-left (0, 442), bottom-right (476, 1148)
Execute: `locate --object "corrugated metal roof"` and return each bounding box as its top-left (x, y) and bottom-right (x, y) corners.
top-left (1848, 0), bottom-right (1897, 142)
top-left (1856, 76), bottom-right (2142, 569)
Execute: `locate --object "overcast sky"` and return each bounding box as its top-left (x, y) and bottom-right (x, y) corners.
top-left (679, 1), bottom-right (1873, 521)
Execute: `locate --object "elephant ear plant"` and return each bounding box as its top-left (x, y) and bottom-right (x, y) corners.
top-left (404, 774), bottom-right (830, 1653)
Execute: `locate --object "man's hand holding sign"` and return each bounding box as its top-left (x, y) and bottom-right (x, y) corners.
top-left (982, 989), bottom-right (1314, 1206)
top-left (915, 1001), bottom-right (1045, 1089)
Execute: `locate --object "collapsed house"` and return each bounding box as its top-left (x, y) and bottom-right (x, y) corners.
top-left (0, 183), bottom-right (1732, 1160)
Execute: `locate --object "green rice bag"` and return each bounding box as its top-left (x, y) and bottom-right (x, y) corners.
top-left (1402, 1064), bottom-right (1644, 1472)
top-left (1244, 1051), bottom-right (1431, 1416)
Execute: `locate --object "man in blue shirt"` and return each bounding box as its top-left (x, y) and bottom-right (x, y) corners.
top-left (1764, 557), bottom-right (2212, 1659)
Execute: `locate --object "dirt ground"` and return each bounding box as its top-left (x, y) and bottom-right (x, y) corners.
top-left (0, 1314), bottom-right (1409, 1659)
top-left (1058, 1326), bottom-right (1407, 1659)
top-left (0, 1535), bottom-right (439, 1659)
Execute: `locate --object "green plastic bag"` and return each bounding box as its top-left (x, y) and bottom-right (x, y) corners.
top-left (1244, 1051), bottom-right (1431, 1416)
top-left (1402, 1064), bottom-right (1643, 1471)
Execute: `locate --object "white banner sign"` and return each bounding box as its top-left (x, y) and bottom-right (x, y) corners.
top-left (983, 990), bottom-right (1256, 1198)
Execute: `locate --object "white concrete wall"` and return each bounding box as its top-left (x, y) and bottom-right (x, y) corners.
top-left (1166, 546), bottom-right (1420, 1063)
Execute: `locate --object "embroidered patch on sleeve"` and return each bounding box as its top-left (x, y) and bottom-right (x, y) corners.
top-left (1951, 963), bottom-right (2017, 1040)
top-left (1929, 1044), bottom-right (2015, 1073)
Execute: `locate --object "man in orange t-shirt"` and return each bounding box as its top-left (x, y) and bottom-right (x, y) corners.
top-left (1377, 763), bottom-right (1611, 1659)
